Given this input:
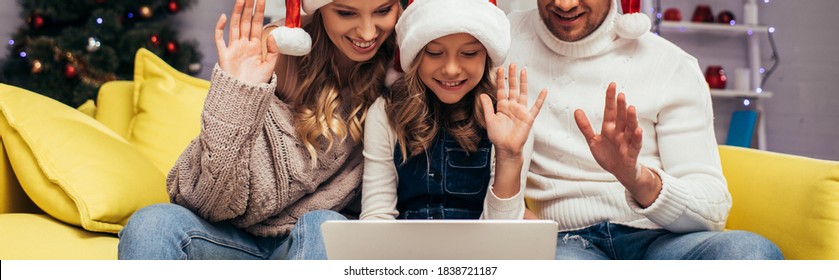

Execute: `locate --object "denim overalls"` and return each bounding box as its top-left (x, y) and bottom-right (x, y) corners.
top-left (394, 129), bottom-right (492, 219)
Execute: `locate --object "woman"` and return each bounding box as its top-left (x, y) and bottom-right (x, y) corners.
top-left (118, 0), bottom-right (400, 260)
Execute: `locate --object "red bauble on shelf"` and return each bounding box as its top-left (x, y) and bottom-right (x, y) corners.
top-left (692, 5), bottom-right (714, 23)
top-left (705, 66), bottom-right (727, 89)
top-left (717, 10), bottom-right (736, 25)
top-left (663, 8), bottom-right (682, 21)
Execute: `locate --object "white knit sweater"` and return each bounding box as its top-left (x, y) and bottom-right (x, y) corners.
top-left (484, 9), bottom-right (732, 233)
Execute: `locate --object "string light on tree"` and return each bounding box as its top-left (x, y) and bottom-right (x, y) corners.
top-left (86, 37), bottom-right (101, 52)
top-left (31, 60), bottom-right (43, 74)
top-left (150, 34), bottom-right (161, 47)
top-left (166, 41), bottom-right (178, 54)
top-left (188, 62), bottom-right (202, 74)
top-left (140, 6), bottom-right (153, 18)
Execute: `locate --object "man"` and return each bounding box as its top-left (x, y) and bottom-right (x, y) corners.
top-left (484, 0), bottom-right (782, 260)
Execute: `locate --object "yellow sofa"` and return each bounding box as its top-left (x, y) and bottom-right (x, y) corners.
top-left (1, 49), bottom-right (209, 259)
top-left (1, 51), bottom-right (838, 260)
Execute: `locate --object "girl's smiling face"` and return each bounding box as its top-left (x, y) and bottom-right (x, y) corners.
top-left (418, 33), bottom-right (487, 104)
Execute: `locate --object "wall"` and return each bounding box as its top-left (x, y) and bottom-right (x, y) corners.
top-left (0, 2), bottom-right (19, 62)
top-left (659, 0), bottom-right (839, 160)
top-left (1, 0), bottom-right (837, 160)
top-left (758, 0), bottom-right (839, 160)
top-left (172, 1), bottom-right (230, 79)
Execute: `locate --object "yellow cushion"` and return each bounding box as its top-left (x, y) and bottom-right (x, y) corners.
top-left (720, 145), bottom-right (839, 260)
top-left (129, 48), bottom-right (210, 173)
top-left (77, 99), bottom-right (97, 118)
top-left (94, 81), bottom-right (135, 139)
top-left (0, 83), bottom-right (169, 233)
top-left (0, 139), bottom-right (41, 214)
top-left (0, 213), bottom-right (118, 259)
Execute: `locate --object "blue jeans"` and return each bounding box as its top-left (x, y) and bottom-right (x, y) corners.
top-left (118, 204), bottom-right (345, 260)
top-left (555, 222), bottom-right (783, 260)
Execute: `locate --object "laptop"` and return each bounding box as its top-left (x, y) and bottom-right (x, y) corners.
top-left (321, 220), bottom-right (558, 260)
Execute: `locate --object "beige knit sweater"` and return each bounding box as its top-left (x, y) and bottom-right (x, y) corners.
top-left (167, 65), bottom-right (362, 237)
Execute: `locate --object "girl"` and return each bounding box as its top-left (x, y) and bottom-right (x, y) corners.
top-left (119, 0), bottom-right (400, 260)
top-left (360, 0), bottom-right (547, 220)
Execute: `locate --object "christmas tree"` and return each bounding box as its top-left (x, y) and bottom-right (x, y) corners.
top-left (2, 0), bottom-right (203, 108)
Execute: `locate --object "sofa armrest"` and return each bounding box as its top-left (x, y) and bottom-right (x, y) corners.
top-left (94, 81), bottom-right (134, 139)
top-left (719, 145), bottom-right (839, 260)
top-left (0, 136), bottom-right (41, 214)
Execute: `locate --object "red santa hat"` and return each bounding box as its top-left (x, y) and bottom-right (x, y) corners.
top-left (615, 0), bottom-right (651, 39)
top-left (270, 0), bottom-right (333, 56)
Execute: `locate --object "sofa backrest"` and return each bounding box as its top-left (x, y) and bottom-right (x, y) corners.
top-left (720, 145), bottom-right (839, 259)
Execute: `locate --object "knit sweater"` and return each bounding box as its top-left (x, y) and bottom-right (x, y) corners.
top-left (488, 9), bottom-right (731, 233)
top-left (167, 65), bottom-right (362, 237)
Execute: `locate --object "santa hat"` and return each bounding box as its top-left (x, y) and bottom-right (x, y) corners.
top-left (270, 0), bottom-right (333, 56)
top-left (615, 0), bottom-right (651, 39)
top-left (395, 0), bottom-right (509, 71)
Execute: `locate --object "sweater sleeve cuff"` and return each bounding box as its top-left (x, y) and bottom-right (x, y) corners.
top-left (204, 64), bottom-right (277, 125)
top-left (625, 166), bottom-right (691, 227)
top-left (482, 187), bottom-right (526, 219)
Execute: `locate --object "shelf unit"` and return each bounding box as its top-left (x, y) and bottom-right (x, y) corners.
top-left (653, 0), bottom-right (772, 150)
top-left (659, 21), bottom-right (770, 34)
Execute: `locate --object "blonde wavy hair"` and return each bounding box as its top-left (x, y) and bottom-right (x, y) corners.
top-left (290, 9), bottom-right (397, 165)
top-left (386, 51), bottom-right (496, 162)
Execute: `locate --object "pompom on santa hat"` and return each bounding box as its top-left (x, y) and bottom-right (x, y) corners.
top-left (270, 0), bottom-right (332, 56)
top-left (615, 0), bottom-right (651, 39)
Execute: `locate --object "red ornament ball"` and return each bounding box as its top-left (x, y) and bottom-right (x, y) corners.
top-left (166, 41), bottom-right (178, 53)
top-left (64, 64), bottom-right (78, 79)
top-left (31, 14), bottom-right (45, 29)
top-left (168, 1), bottom-right (180, 13)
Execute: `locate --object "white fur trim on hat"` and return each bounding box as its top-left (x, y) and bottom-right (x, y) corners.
top-left (396, 0), bottom-right (510, 69)
top-left (615, 0), bottom-right (651, 39)
top-left (302, 0), bottom-right (332, 14)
